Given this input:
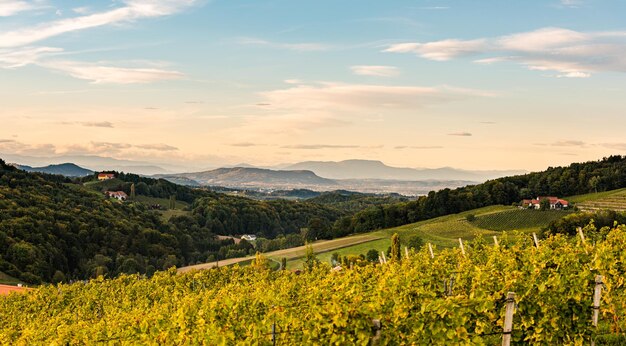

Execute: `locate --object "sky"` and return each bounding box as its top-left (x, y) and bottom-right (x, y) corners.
top-left (1, 0), bottom-right (625, 171)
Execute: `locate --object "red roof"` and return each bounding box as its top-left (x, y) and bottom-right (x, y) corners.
top-left (98, 173), bottom-right (115, 178)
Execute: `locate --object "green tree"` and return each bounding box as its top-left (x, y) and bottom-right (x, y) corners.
top-left (130, 183), bottom-right (136, 200)
top-left (406, 235), bottom-right (424, 251)
top-left (366, 249), bottom-right (379, 263)
top-left (390, 233), bottom-right (401, 262)
top-left (304, 244), bottom-right (319, 271)
top-left (589, 176), bottom-right (600, 193)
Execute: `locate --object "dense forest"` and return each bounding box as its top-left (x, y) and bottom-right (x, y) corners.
top-left (0, 160), bottom-right (346, 283)
top-left (336, 155), bottom-right (626, 235)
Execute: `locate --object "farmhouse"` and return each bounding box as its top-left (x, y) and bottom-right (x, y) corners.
top-left (522, 196), bottom-right (569, 210)
top-left (106, 191), bottom-right (128, 201)
top-left (98, 173), bottom-right (115, 181)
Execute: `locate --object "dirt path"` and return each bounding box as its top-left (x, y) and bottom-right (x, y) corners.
top-left (178, 234), bottom-right (382, 273)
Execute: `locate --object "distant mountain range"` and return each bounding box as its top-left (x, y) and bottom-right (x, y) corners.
top-left (156, 167), bottom-right (337, 189)
top-left (0, 153), bottom-right (178, 175)
top-left (1, 156), bottom-right (527, 195)
top-left (14, 163), bottom-right (93, 177)
top-left (283, 160), bottom-right (526, 181)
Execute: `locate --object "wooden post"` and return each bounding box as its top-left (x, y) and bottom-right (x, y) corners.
top-left (532, 233), bottom-right (539, 248)
top-left (271, 321), bottom-right (276, 346)
top-left (378, 256), bottom-right (383, 265)
top-left (428, 243), bottom-right (434, 259)
top-left (381, 251), bottom-right (387, 264)
top-left (502, 292), bottom-right (516, 346)
top-left (591, 275), bottom-right (604, 346)
top-left (459, 238), bottom-right (466, 256)
top-left (578, 227), bottom-right (589, 254)
top-left (493, 236), bottom-right (499, 247)
top-left (371, 319), bottom-right (382, 345)
top-left (404, 246), bottom-right (410, 259)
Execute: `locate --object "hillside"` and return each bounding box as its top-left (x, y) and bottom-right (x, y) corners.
top-left (335, 155), bottom-right (626, 236)
top-left (0, 160), bottom-right (350, 283)
top-left (14, 163), bottom-right (92, 177)
top-left (274, 205), bottom-right (571, 269)
top-left (3, 228), bottom-right (626, 344)
top-left (284, 159), bottom-right (526, 181)
top-left (158, 167), bottom-right (338, 189)
top-left (569, 188), bottom-right (626, 212)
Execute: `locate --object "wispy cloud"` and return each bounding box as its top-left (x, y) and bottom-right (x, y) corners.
top-left (60, 121), bottom-right (115, 128)
top-left (395, 145), bottom-right (444, 149)
top-left (448, 132), bottom-right (472, 137)
top-left (551, 140), bottom-right (586, 147)
top-left (385, 27), bottom-right (626, 77)
top-left (136, 143), bottom-right (179, 151)
top-left (0, 0), bottom-right (195, 83)
top-left (259, 82), bottom-right (493, 112)
top-left (230, 142), bottom-right (259, 147)
top-left (281, 144), bottom-right (361, 150)
top-left (40, 60), bottom-right (184, 84)
top-left (0, 0), bottom-right (39, 17)
top-left (0, 0), bottom-right (198, 48)
top-left (237, 37), bottom-right (332, 52)
top-left (351, 65), bottom-right (399, 77)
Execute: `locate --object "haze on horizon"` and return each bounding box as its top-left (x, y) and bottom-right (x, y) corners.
top-left (1, 0), bottom-right (625, 172)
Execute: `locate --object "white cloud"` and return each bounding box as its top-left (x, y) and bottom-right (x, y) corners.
top-left (237, 38), bottom-right (331, 52)
top-left (259, 82), bottom-right (491, 111)
top-left (385, 27), bottom-right (626, 77)
top-left (0, 0), bottom-right (197, 48)
top-left (385, 39), bottom-right (488, 61)
top-left (0, 0), bottom-right (37, 17)
top-left (350, 65), bottom-right (398, 77)
top-left (0, 46), bottom-right (62, 68)
top-left (40, 60), bottom-right (184, 84)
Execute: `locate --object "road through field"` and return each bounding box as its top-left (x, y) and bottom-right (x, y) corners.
top-left (177, 234), bottom-right (382, 273)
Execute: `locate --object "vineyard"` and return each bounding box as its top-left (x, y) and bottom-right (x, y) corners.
top-left (2, 226), bottom-right (626, 345)
top-left (471, 209), bottom-right (572, 231)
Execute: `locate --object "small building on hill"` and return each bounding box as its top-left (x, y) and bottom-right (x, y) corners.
top-left (522, 196), bottom-right (569, 210)
top-left (106, 191), bottom-right (128, 201)
top-left (98, 173), bottom-right (115, 181)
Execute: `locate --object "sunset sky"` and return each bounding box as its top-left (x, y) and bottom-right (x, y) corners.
top-left (1, 0), bottom-right (625, 171)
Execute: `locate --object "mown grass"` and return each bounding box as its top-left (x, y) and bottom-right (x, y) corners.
top-left (0, 271), bottom-right (21, 285)
top-left (471, 209), bottom-right (572, 231)
top-left (567, 188), bottom-right (626, 203)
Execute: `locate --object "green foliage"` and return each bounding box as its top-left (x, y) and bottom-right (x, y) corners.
top-left (4, 227), bottom-right (626, 344)
top-left (465, 213), bottom-right (476, 222)
top-left (340, 155), bottom-right (626, 235)
top-left (405, 235), bottom-right (424, 250)
top-left (366, 249), bottom-right (379, 262)
top-left (544, 210), bottom-right (626, 237)
top-left (472, 209), bottom-right (571, 231)
top-left (390, 233), bottom-right (401, 262)
top-left (539, 198), bottom-right (551, 211)
top-left (303, 244), bottom-right (318, 271)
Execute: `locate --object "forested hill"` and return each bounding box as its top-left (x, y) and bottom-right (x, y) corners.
top-left (339, 155), bottom-right (626, 234)
top-left (0, 160), bottom-right (346, 283)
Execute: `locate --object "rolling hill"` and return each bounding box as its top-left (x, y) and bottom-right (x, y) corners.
top-left (284, 159), bottom-right (526, 181)
top-left (14, 163), bottom-right (93, 177)
top-left (157, 167), bottom-right (338, 189)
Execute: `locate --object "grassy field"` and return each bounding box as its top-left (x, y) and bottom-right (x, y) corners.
top-left (0, 271), bottom-right (21, 285)
top-left (286, 205), bottom-right (572, 269)
top-left (133, 195), bottom-right (189, 209)
top-left (568, 188), bottom-right (626, 212)
top-left (178, 233), bottom-right (382, 273)
top-left (471, 209), bottom-right (572, 231)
